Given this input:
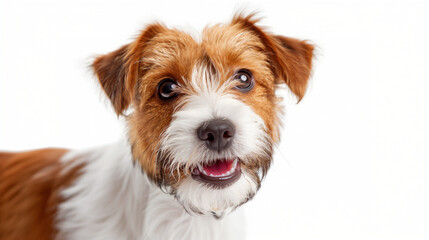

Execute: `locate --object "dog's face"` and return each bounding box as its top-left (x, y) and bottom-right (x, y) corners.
top-left (93, 14), bottom-right (313, 215)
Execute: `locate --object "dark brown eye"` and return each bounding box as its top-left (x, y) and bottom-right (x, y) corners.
top-left (158, 78), bottom-right (178, 99)
top-left (233, 69), bottom-right (254, 92)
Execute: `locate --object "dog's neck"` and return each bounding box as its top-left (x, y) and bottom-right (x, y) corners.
top-left (56, 139), bottom-right (245, 240)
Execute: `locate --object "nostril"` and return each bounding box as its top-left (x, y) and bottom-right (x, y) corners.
top-left (197, 127), bottom-right (216, 142)
top-left (223, 131), bottom-right (232, 139)
top-left (207, 133), bottom-right (215, 142)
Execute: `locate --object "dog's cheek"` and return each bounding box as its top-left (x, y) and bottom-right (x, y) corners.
top-left (233, 83), bottom-right (277, 177)
top-left (127, 101), bottom-right (175, 182)
top-left (237, 82), bottom-right (280, 143)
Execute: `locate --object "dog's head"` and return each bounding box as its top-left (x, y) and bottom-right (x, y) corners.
top-left (92, 14), bottom-right (313, 216)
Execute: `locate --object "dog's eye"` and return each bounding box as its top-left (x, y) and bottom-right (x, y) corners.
top-left (233, 69), bottom-right (254, 92)
top-left (158, 79), bottom-right (178, 99)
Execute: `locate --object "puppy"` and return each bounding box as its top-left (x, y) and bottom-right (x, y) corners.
top-left (0, 13), bottom-right (314, 240)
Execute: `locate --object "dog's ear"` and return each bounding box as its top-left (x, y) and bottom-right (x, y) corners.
top-left (232, 14), bottom-right (314, 102)
top-left (92, 44), bottom-right (133, 115)
top-left (269, 36), bottom-right (314, 101)
top-left (92, 24), bottom-right (165, 115)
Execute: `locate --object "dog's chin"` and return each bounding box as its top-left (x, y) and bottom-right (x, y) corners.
top-left (172, 161), bottom-right (260, 216)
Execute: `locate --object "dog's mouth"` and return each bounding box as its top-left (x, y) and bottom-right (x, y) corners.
top-left (191, 158), bottom-right (241, 188)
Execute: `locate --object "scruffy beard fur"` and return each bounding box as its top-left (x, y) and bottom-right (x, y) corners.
top-left (92, 13), bottom-right (314, 217)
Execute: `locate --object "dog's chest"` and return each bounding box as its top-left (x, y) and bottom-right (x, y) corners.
top-left (142, 189), bottom-right (246, 240)
top-left (56, 141), bottom-right (246, 240)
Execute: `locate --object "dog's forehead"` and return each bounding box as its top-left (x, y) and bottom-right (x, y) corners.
top-left (140, 28), bottom-right (199, 74)
top-left (201, 24), bottom-right (267, 65)
top-left (135, 23), bottom-right (278, 111)
top-left (140, 24), bottom-right (267, 80)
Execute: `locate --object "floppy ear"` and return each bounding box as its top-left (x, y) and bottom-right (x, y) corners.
top-left (92, 45), bottom-right (133, 115)
top-left (92, 24), bottom-right (166, 115)
top-left (232, 14), bottom-right (314, 102)
top-left (269, 36), bottom-right (314, 101)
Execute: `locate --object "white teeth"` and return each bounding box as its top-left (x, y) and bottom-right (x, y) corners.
top-left (232, 159), bottom-right (238, 169)
top-left (198, 158), bottom-right (239, 177)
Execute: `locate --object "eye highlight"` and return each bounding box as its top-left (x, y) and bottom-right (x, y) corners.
top-left (157, 78), bottom-right (178, 100)
top-left (233, 69), bottom-right (254, 92)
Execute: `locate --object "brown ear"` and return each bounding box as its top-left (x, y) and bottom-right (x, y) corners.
top-left (92, 24), bottom-right (166, 115)
top-left (270, 35), bottom-right (314, 101)
top-left (232, 14), bottom-right (314, 101)
top-left (93, 45), bottom-right (133, 115)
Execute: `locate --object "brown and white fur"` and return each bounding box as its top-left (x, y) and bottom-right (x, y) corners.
top-left (0, 13), bottom-right (314, 240)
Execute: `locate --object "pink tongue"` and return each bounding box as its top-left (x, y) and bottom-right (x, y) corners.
top-left (203, 159), bottom-right (233, 176)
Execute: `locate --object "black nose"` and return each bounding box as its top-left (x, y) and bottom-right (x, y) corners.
top-left (197, 119), bottom-right (235, 152)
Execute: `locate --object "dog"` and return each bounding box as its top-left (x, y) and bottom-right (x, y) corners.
top-left (0, 13), bottom-right (314, 240)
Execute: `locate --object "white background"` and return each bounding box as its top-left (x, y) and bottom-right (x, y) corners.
top-left (1, 0), bottom-right (428, 239)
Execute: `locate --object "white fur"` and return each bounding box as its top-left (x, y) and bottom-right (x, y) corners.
top-left (56, 139), bottom-right (246, 240)
top-left (159, 64), bottom-right (269, 214)
top-left (176, 169), bottom-right (258, 214)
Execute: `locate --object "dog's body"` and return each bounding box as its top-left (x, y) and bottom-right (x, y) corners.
top-left (0, 13), bottom-right (314, 240)
top-left (0, 140), bottom-right (243, 240)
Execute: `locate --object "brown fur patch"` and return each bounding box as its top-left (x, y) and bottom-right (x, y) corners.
top-left (0, 149), bottom-right (84, 240)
